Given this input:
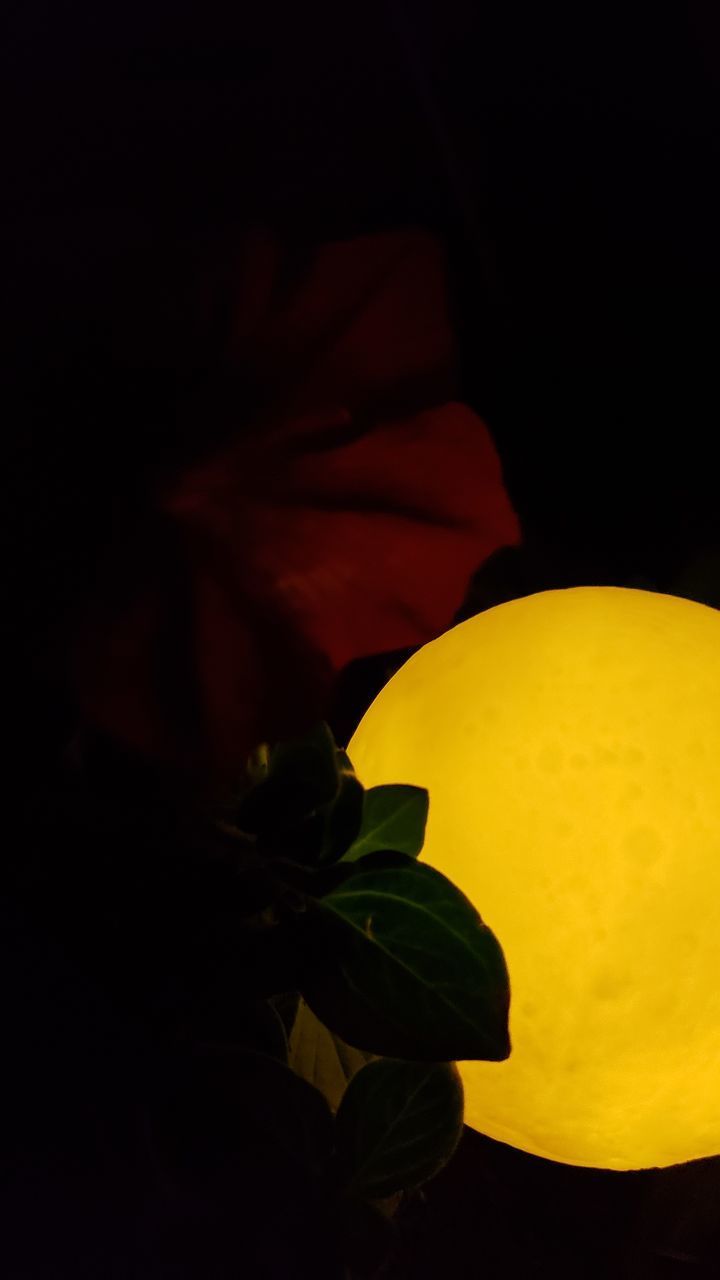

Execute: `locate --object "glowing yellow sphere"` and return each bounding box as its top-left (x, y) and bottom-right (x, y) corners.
top-left (349, 587), bottom-right (720, 1170)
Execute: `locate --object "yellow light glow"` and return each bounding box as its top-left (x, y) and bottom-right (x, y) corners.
top-left (349, 587), bottom-right (720, 1170)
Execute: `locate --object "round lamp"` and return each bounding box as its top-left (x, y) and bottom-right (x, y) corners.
top-left (348, 587), bottom-right (720, 1170)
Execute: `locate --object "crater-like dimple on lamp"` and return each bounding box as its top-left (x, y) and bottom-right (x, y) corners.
top-left (349, 588), bottom-right (720, 1170)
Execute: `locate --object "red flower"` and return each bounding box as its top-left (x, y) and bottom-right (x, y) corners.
top-left (73, 230), bottom-right (520, 784)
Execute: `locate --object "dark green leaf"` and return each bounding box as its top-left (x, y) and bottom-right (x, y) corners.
top-left (265, 811), bottom-right (330, 865)
top-left (320, 770), bottom-right (365, 864)
top-left (237, 722), bottom-right (340, 839)
top-left (288, 997), bottom-right (374, 1112)
top-left (343, 785), bottom-right (429, 861)
top-left (334, 1059), bottom-right (464, 1199)
top-left (274, 855), bottom-right (353, 906)
top-left (298, 851), bottom-right (510, 1062)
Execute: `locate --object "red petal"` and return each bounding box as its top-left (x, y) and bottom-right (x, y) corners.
top-left (73, 231), bottom-right (520, 782)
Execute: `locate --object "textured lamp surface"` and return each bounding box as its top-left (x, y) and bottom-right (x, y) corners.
top-left (349, 588), bottom-right (720, 1170)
